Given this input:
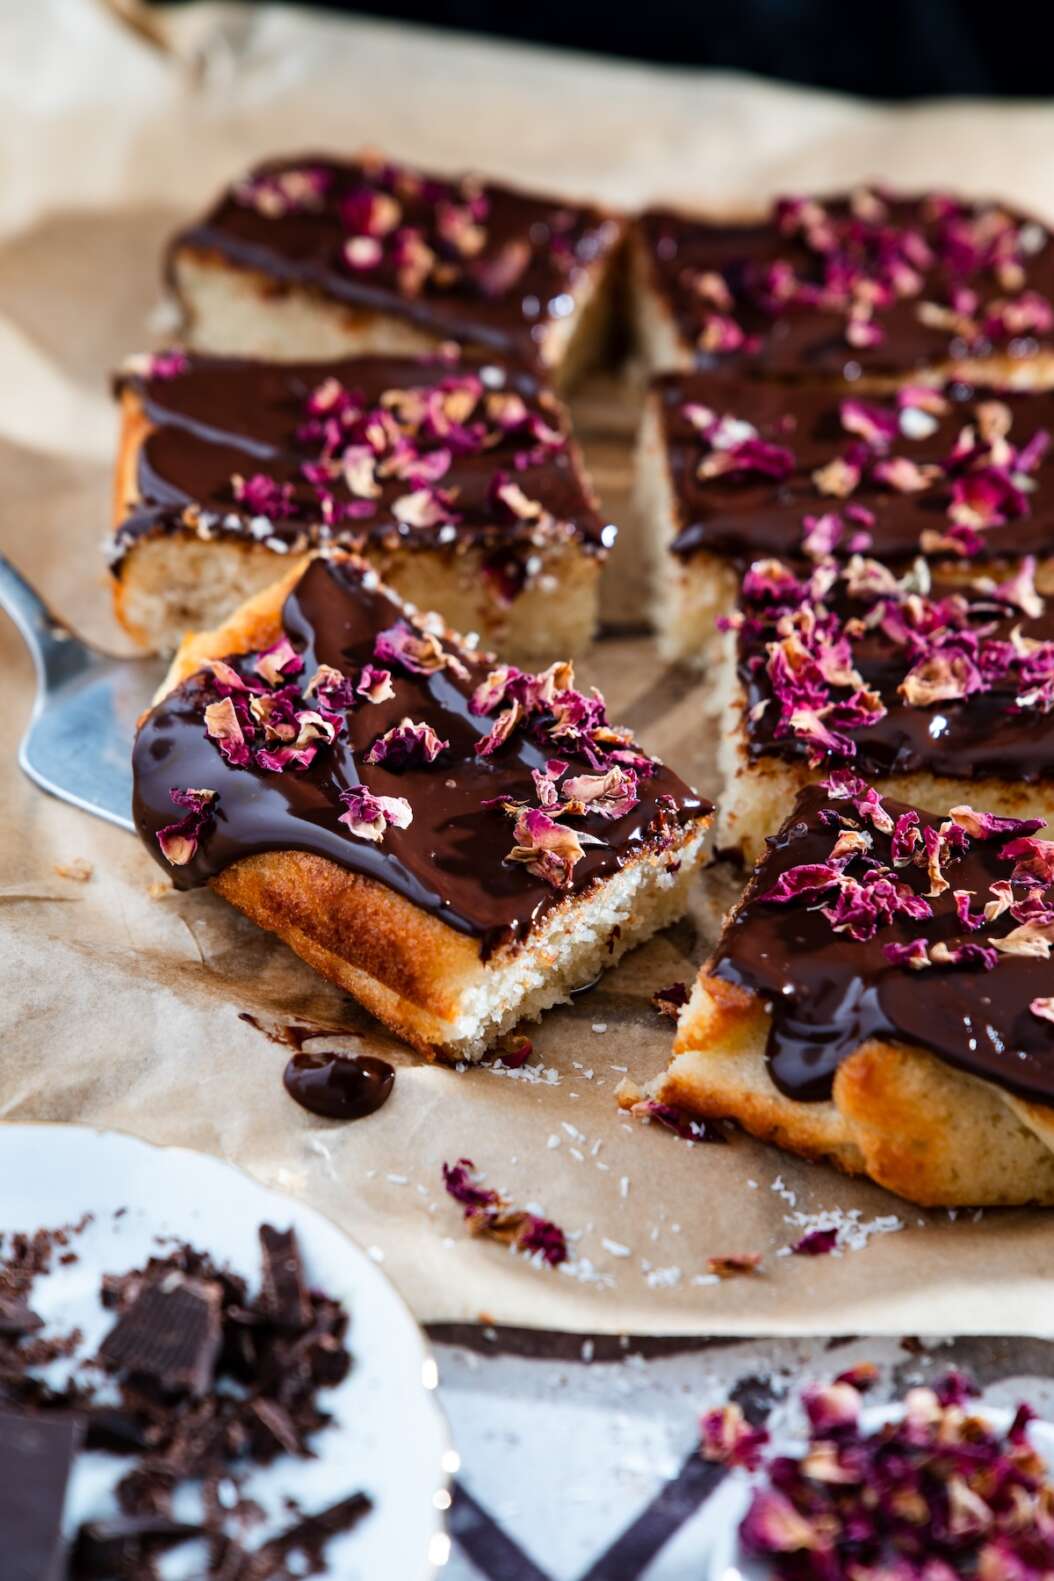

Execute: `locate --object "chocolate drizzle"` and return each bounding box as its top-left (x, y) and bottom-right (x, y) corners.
top-left (640, 191), bottom-right (1054, 378)
top-left (713, 783), bottom-right (1054, 1106)
top-left (132, 556), bottom-right (707, 957)
top-left (112, 351), bottom-right (606, 569)
top-left (654, 373), bottom-right (1054, 565)
top-left (169, 154), bottom-right (622, 371)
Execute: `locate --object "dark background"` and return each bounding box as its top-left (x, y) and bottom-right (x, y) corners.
top-left (154, 2), bottom-right (1052, 100)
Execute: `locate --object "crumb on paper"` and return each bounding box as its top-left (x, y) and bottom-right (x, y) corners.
top-left (54, 858), bottom-right (92, 882)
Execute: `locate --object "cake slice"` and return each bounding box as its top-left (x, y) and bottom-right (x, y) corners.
top-left (632, 187), bottom-right (1054, 384)
top-left (132, 551), bottom-right (711, 1060)
top-left (625, 777), bottom-right (1054, 1207)
top-left (166, 153), bottom-right (624, 388)
top-left (110, 348), bottom-right (612, 659)
top-left (638, 374), bottom-right (1054, 663)
top-left (715, 551), bottom-right (1054, 863)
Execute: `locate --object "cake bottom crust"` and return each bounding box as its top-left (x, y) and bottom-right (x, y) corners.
top-left (632, 973), bottom-right (1054, 1207)
top-left (113, 530), bottom-right (601, 663)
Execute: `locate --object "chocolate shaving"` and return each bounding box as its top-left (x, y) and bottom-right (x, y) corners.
top-left (258, 1225), bottom-right (311, 1332)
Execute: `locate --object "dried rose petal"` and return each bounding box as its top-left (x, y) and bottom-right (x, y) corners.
top-left (802, 1380), bottom-right (859, 1431)
top-left (204, 696), bottom-right (251, 767)
top-left (883, 938), bottom-right (931, 969)
top-left (156, 787), bottom-right (217, 866)
top-left (930, 938), bottom-right (999, 969)
top-left (495, 1033), bottom-right (533, 1068)
top-left (791, 1227), bottom-right (840, 1258)
top-left (699, 1403), bottom-right (770, 1470)
top-left (840, 398), bottom-right (899, 449)
top-left (356, 665), bottom-right (395, 704)
top-left (1030, 997), bottom-right (1054, 1024)
top-left (629, 1099), bottom-right (724, 1144)
top-left (506, 808), bottom-right (594, 888)
top-left (374, 621), bottom-right (468, 680)
top-left (441, 1158), bottom-right (567, 1266)
top-left (147, 349), bottom-right (190, 380)
top-left (740, 1488), bottom-right (821, 1556)
top-left (365, 716), bottom-right (448, 767)
top-left (232, 472), bottom-right (297, 520)
top-left (823, 770), bottom-right (894, 833)
top-left (475, 702), bottom-right (524, 758)
top-left (759, 863), bottom-right (843, 904)
top-left (254, 637), bottom-right (304, 687)
top-left (441, 1157), bottom-right (499, 1215)
top-left (337, 785), bottom-right (412, 841)
top-left (1000, 835), bottom-right (1054, 888)
top-left (560, 765), bottom-right (639, 821)
top-left (949, 806), bottom-right (1045, 842)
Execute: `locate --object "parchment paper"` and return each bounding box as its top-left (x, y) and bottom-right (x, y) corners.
top-left (4, 0), bottom-right (1054, 1335)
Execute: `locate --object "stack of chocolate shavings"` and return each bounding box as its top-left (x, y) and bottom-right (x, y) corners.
top-left (0, 1220), bottom-right (372, 1579)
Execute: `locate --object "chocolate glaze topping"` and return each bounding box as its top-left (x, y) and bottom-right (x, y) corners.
top-left (132, 556), bottom-right (707, 957)
top-left (641, 190), bottom-right (1054, 378)
top-left (112, 350), bottom-right (606, 572)
top-left (654, 373), bottom-right (1054, 564)
top-left (737, 560), bottom-right (1054, 782)
top-left (169, 154), bottom-right (622, 371)
top-left (712, 782), bottom-right (1054, 1106)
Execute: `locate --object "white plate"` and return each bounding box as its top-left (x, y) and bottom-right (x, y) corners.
top-left (696, 1403), bottom-right (1054, 1579)
top-left (0, 1123), bottom-right (454, 1580)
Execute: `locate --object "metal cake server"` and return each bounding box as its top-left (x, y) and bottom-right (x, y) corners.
top-left (1, 552), bottom-right (165, 833)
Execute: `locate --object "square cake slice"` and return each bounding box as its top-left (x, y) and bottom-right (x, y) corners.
top-left (632, 187), bottom-right (1054, 384)
top-left (167, 154), bottom-right (624, 387)
top-left (626, 778), bottom-right (1054, 1206)
top-left (110, 348), bottom-right (613, 660)
top-left (715, 552), bottom-right (1054, 863)
top-left (132, 552), bottom-right (711, 1060)
top-left (639, 375), bottom-right (1054, 662)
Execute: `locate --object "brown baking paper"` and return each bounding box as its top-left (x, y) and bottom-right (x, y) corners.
top-left (4, 0), bottom-right (1054, 1335)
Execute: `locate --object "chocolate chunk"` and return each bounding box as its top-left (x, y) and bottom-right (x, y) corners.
top-left (283, 1051), bottom-right (395, 1121)
top-left (72, 1513), bottom-right (204, 1575)
top-left (81, 1404), bottom-right (151, 1455)
top-left (257, 1491), bottom-right (374, 1567)
top-left (247, 1396), bottom-right (303, 1458)
top-left (0, 1294), bottom-right (43, 1337)
top-left (0, 1407), bottom-right (82, 1581)
top-left (98, 1272), bottom-right (222, 1396)
top-left (258, 1224), bottom-right (311, 1330)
